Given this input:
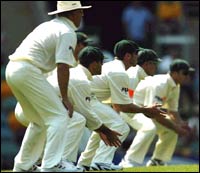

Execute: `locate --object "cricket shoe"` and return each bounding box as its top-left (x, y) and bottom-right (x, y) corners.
top-left (40, 161), bottom-right (83, 172)
top-left (61, 159), bottom-right (84, 172)
top-left (119, 159), bottom-right (141, 168)
top-left (13, 164), bottom-right (40, 172)
top-left (76, 164), bottom-right (91, 171)
top-left (146, 158), bottom-right (167, 166)
top-left (61, 159), bottom-right (75, 167)
top-left (90, 162), bottom-right (123, 171)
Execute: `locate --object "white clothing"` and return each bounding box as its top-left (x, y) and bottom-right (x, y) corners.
top-left (121, 73), bottom-right (179, 164)
top-left (47, 64), bottom-right (106, 162)
top-left (127, 65), bottom-right (148, 92)
top-left (47, 64), bottom-right (102, 130)
top-left (6, 16), bottom-right (78, 170)
top-left (14, 102), bottom-right (86, 163)
top-left (91, 59), bottom-right (132, 104)
top-left (78, 99), bottom-right (130, 166)
top-left (6, 61), bottom-right (69, 169)
top-left (9, 17), bottom-right (77, 73)
top-left (78, 59), bottom-right (131, 166)
top-left (134, 74), bottom-right (180, 111)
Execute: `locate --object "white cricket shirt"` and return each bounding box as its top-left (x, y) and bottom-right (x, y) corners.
top-left (134, 73), bottom-right (180, 111)
top-left (91, 59), bottom-right (132, 104)
top-left (127, 65), bottom-right (148, 91)
top-left (47, 64), bottom-right (102, 130)
top-left (9, 17), bottom-right (77, 73)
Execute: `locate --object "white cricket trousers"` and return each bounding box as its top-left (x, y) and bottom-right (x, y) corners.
top-left (5, 61), bottom-right (70, 170)
top-left (120, 112), bottom-right (178, 163)
top-left (78, 100), bottom-right (130, 166)
top-left (15, 102), bottom-right (86, 163)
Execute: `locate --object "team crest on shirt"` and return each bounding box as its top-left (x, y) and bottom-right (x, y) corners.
top-left (85, 96), bottom-right (91, 102)
top-left (121, 87), bottom-right (129, 94)
top-left (69, 46), bottom-right (74, 53)
top-left (154, 96), bottom-right (163, 104)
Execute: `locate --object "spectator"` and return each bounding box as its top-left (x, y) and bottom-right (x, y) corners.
top-left (121, 1), bottom-right (155, 48)
top-left (157, 46), bottom-right (180, 74)
top-left (156, 1), bottom-right (185, 35)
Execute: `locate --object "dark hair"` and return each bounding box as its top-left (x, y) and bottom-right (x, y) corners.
top-left (137, 49), bottom-right (160, 66)
top-left (78, 46), bottom-right (104, 68)
top-left (76, 32), bottom-right (91, 45)
top-left (170, 59), bottom-right (195, 74)
top-left (114, 40), bottom-right (139, 60)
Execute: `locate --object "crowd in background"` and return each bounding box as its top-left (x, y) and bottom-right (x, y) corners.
top-left (1, 1), bottom-right (199, 169)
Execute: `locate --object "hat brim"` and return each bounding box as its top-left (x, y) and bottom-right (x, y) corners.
top-left (83, 38), bottom-right (93, 43)
top-left (156, 58), bottom-right (162, 62)
top-left (48, 6), bottom-right (92, 15)
top-left (189, 67), bottom-right (195, 72)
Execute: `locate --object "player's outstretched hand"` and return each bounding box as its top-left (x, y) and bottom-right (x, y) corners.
top-left (143, 104), bottom-right (167, 119)
top-left (96, 124), bottom-right (122, 147)
top-left (176, 122), bottom-right (192, 136)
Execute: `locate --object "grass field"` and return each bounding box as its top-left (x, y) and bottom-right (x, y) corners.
top-left (120, 164), bottom-right (199, 172)
top-left (1, 164), bottom-right (199, 172)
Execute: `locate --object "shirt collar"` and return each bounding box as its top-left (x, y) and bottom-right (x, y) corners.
top-left (167, 73), bottom-right (177, 88)
top-left (114, 58), bottom-right (126, 70)
top-left (58, 17), bottom-right (78, 31)
top-left (78, 64), bottom-right (93, 81)
top-left (137, 65), bottom-right (148, 78)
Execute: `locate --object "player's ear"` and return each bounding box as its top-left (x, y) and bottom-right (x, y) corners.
top-left (124, 52), bottom-right (131, 61)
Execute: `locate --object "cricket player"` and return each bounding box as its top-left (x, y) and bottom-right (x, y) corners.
top-left (47, 46), bottom-right (124, 167)
top-left (6, 1), bottom-right (92, 172)
top-left (120, 58), bottom-right (194, 167)
top-left (14, 46), bottom-right (123, 171)
top-left (77, 40), bottom-right (168, 171)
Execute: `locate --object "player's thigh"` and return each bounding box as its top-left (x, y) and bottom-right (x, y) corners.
top-left (130, 113), bottom-right (156, 131)
top-left (15, 102), bottom-right (30, 127)
top-left (6, 61), bottom-right (68, 125)
top-left (67, 111), bottom-right (86, 128)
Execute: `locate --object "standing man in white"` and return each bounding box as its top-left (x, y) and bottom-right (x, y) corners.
top-left (5, 1), bottom-right (92, 172)
top-left (120, 59), bottom-right (193, 167)
top-left (14, 34), bottom-right (122, 171)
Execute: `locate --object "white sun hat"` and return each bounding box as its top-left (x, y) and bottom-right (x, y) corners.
top-left (48, 1), bottom-right (92, 15)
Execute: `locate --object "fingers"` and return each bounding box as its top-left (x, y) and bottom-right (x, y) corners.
top-left (107, 139), bottom-right (121, 147)
top-left (113, 139), bottom-right (122, 147)
top-left (101, 136), bottom-right (121, 147)
top-left (68, 109), bottom-right (73, 118)
top-left (153, 103), bottom-right (162, 108)
top-left (113, 131), bottom-right (123, 136)
top-left (160, 112), bottom-right (167, 118)
top-left (102, 139), bottom-right (110, 146)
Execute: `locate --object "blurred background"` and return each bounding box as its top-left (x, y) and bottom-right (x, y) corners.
top-left (1, 1), bottom-right (199, 169)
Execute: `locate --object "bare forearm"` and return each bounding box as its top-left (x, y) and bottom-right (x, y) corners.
top-left (57, 63), bottom-right (70, 100)
top-left (168, 111), bottom-right (182, 123)
top-left (155, 116), bottom-right (177, 132)
top-left (113, 103), bottom-right (167, 119)
top-left (95, 124), bottom-right (110, 133)
top-left (113, 103), bottom-right (145, 114)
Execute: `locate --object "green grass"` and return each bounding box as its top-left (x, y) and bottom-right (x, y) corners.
top-left (87, 164), bottom-right (199, 172)
top-left (120, 164), bottom-right (199, 172)
top-left (1, 164), bottom-right (199, 172)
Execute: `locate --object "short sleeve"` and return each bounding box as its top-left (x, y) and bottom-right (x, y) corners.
top-left (55, 33), bottom-right (77, 67)
top-left (108, 72), bottom-right (132, 104)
